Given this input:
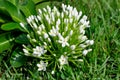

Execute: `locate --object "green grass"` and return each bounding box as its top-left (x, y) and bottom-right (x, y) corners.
top-left (0, 0), bottom-right (120, 79)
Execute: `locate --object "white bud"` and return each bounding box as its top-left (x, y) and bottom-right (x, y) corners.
top-left (79, 44), bottom-right (86, 48)
top-left (41, 24), bottom-right (45, 30)
top-left (81, 36), bottom-right (87, 41)
top-left (51, 13), bottom-right (55, 22)
top-left (27, 34), bottom-right (31, 39)
top-left (65, 26), bottom-right (68, 31)
top-left (64, 52), bottom-right (67, 54)
top-left (33, 23), bottom-right (37, 29)
top-left (20, 23), bottom-right (24, 28)
top-left (32, 39), bottom-right (37, 42)
top-left (23, 49), bottom-right (29, 56)
top-left (82, 15), bottom-right (87, 20)
top-left (37, 30), bottom-right (41, 35)
top-left (70, 45), bottom-right (76, 50)
top-left (69, 19), bottom-right (73, 23)
top-left (44, 33), bottom-right (49, 39)
top-left (78, 59), bottom-right (83, 62)
top-left (82, 50), bottom-right (88, 56)
top-left (48, 38), bottom-right (51, 42)
top-left (47, 6), bottom-right (51, 12)
top-left (85, 40), bottom-right (94, 45)
top-left (23, 49), bottom-right (28, 53)
top-left (53, 54), bottom-right (56, 57)
top-left (56, 19), bottom-right (61, 25)
top-left (38, 9), bottom-right (42, 14)
top-left (88, 49), bottom-right (92, 52)
top-left (51, 71), bottom-right (55, 74)
top-left (89, 40), bottom-right (94, 45)
top-left (43, 8), bottom-right (47, 12)
top-left (37, 15), bottom-right (41, 21)
top-left (70, 30), bottom-right (73, 35)
top-left (61, 12), bottom-right (64, 18)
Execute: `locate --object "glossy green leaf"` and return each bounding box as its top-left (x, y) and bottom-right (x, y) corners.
top-left (18, 0), bottom-right (36, 17)
top-left (0, 32), bottom-right (14, 53)
top-left (15, 34), bottom-right (29, 44)
top-left (10, 49), bottom-right (27, 67)
top-left (7, 0), bottom-right (16, 6)
top-left (33, 0), bottom-right (46, 4)
top-left (0, 0), bottom-right (25, 22)
top-left (1, 22), bottom-right (21, 31)
top-left (36, 1), bottom-right (51, 10)
top-left (0, 16), bottom-right (6, 23)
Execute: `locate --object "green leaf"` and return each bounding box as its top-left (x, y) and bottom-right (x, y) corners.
top-left (15, 34), bottom-right (29, 44)
top-left (0, 0), bottom-right (25, 22)
top-left (18, 0), bottom-right (37, 17)
top-left (10, 49), bottom-right (27, 67)
top-left (1, 22), bottom-right (21, 31)
top-left (0, 16), bottom-right (6, 23)
top-left (0, 32), bottom-right (14, 53)
top-left (7, 0), bottom-right (16, 6)
top-left (33, 0), bottom-right (46, 4)
top-left (36, 1), bottom-right (51, 10)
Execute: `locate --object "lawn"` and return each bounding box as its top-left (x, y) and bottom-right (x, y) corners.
top-left (0, 0), bottom-right (120, 80)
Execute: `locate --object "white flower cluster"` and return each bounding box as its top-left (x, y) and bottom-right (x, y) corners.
top-left (20, 4), bottom-right (94, 72)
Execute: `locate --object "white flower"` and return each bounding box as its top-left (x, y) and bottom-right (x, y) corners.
top-left (82, 50), bottom-right (88, 56)
top-left (37, 61), bottom-right (47, 71)
top-left (78, 35), bottom-right (88, 42)
top-left (33, 46), bottom-right (47, 57)
top-left (59, 55), bottom-right (68, 65)
top-left (49, 26), bottom-right (59, 36)
top-left (58, 35), bottom-right (69, 47)
top-left (44, 33), bottom-right (49, 39)
top-left (70, 45), bottom-right (76, 50)
top-left (79, 15), bottom-right (90, 27)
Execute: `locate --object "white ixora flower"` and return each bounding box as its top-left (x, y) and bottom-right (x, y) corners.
top-left (33, 46), bottom-right (47, 57)
top-left (49, 26), bottom-right (59, 37)
top-left (58, 35), bottom-right (69, 47)
top-left (19, 3), bottom-right (94, 72)
top-left (59, 55), bottom-right (68, 65)
top-left (37, 61), bottom-right (47, 71)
